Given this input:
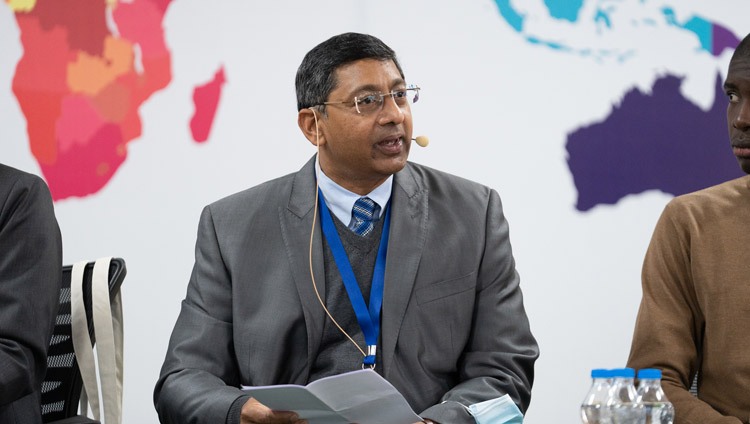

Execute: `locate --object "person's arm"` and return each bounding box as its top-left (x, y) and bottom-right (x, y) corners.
top-left (420, 189), bottom-right (538, 423)
top-left (0, 173), bottom-right (61, 405)
top-left (627, 202), bottom-right (742, 424)
top-left (154, 205), bottom-right (248, 423)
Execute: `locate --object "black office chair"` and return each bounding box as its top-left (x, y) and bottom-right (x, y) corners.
top-left (41, 258), bottom-right (126, 424)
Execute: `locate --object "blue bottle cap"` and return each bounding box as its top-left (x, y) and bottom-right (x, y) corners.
top-left (591, 368), bottom-right (610, 378)
top-left (611, 368), bottom-right (636, 378)
top-left (637, 368), bottom-right (662, 379)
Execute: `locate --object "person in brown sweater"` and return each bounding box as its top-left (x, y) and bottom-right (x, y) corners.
top-left (627, 32), bottom-right (750, 423)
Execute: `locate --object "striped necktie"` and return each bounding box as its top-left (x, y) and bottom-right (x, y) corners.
top-left (348, 197), bottom-right (380, 236)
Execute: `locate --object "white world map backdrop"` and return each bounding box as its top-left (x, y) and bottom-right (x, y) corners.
top-left (0, 0), bottom-right (746, 422)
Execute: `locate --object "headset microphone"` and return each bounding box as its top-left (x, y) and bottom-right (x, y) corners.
top-left (412, 135), bottom-right (429, 147)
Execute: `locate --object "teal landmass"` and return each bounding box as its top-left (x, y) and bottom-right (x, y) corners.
top-left (544, 0), bottom-right (584, 22)
top-left (662, 7), bottom-right (711, 54)
top-left (494, 0), bottom-right (525, 32)
top-left (594, 7), bottom-right (612, 29)
top-left (662, 7), bottom-right (740, 56)
top-left (491, 0), bottom-right (631, 60)
top-left (491, 1), bottom-right (738, 61)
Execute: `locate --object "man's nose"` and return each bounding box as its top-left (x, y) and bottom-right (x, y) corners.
top-left (734, 99), bottom-right (750, 131)
top-left (377, 94), bottom-right (406, 125)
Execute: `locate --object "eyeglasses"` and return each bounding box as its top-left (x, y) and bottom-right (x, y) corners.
top-left (319, 84), bottom-right (420, 115)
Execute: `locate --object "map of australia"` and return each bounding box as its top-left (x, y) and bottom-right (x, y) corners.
top-left (6, 0), bottom-right (225, 200)
top-left (564, 8), bottom-right (743, 211)
top-left (492, 0), bottom-right (743, 211)
top-left (567, 73), bottom-right (743, 211)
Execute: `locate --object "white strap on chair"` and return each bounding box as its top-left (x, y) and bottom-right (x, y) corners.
top-left (71, 262), bottom-right (100, 419)
top-left (70, 257), bottom-right (124, 424)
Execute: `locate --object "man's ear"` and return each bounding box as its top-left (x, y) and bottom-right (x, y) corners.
top-left (298, 108), bottom-right (326, 147)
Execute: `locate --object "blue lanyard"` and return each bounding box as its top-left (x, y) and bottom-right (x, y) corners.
top-left (318, 189), bottom-right (390, 368)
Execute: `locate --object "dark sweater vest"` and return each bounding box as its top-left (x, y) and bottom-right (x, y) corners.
top-left (308, 214), bottom-right (385, 382)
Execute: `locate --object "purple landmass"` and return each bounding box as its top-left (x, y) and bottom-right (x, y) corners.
top-left (712, 24), bottom-right (741, 56)
top-left (567, 73), bottom-right (743, 211)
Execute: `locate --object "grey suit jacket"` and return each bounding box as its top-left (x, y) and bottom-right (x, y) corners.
top-left (155, 157), bottom-right (538, 423)
top-left (0, 164), bottom-right (62, 423)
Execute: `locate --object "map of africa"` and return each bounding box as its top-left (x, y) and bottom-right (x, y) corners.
top-left (6, 0), bottom-right (224, 200)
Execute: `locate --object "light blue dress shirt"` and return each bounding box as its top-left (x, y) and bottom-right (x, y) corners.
top-left (315, 158), bottom-right (392, 226)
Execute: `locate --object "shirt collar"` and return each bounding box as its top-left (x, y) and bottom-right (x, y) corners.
top-left (316, 158), bottom-right (393, 225)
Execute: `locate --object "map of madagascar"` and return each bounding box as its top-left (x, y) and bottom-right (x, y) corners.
top-left (6, 0), bottom-right (224, 200)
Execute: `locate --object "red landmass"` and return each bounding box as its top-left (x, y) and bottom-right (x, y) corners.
top-left (32, 0), bottom-right (109, 57)
top-left (56, 95), bottom-right (106, 155)
top-left (190, 66), bottom-right (226, 143)
top-left (40, 124), bottom-right (126, 200)
top-left (12, 14), bottom-right (70, 165)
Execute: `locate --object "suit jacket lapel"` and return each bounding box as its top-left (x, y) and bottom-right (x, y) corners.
top-left (382, 163), bottom-right (428, 377)
top-left (279, 156), bottom-right (326, 381)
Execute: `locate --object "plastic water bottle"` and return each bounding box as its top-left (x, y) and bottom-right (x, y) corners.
top-left (581, 369), bottom-right (612, 423)
top-left (636, 369), bottom-right (674, 424)
top-left (606, 368), bottom-right (644, 424)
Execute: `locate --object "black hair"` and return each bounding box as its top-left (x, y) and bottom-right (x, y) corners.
top-left (731, 32), bottom-right (750, 62)
top-left (295, 32), bottom-right (405, 111)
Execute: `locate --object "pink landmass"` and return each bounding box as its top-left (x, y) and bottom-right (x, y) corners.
top-left (10, 0), bottom-right (173, 200)
top-left (190, 66), bottom-right (226, 143)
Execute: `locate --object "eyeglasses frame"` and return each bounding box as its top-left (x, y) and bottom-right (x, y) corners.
top-left (316, 84), bottom-right (420, 114)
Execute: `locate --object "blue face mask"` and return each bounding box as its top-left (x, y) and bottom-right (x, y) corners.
top-left (467, 394), bottom-right (524, 424)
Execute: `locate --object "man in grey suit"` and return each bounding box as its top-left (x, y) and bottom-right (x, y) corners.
top-left (155, 32), bottom-right (538, 424)
top-left (0, 163), bottom-right (62, 423)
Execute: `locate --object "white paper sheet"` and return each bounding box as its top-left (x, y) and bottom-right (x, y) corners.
top-left (241, 369), bottom-right (423, 424)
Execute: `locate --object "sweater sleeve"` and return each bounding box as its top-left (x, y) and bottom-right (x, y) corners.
top-left (627, 201), bottom-right (742, 424)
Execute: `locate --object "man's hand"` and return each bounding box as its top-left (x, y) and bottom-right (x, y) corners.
top-left (241, 398), bottom-right (307, 424)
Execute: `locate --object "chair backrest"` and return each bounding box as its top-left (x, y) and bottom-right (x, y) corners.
top-left (41, 258), bottom-right (126, 423)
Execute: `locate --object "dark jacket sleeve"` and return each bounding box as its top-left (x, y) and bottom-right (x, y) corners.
top-left (0, 168), bottom-right (62, 406)
top-left (154, 205), bottom-right (246, 423)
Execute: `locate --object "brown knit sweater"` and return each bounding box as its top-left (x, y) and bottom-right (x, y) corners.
top-left (627, 175), bottom-right (750, 424)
